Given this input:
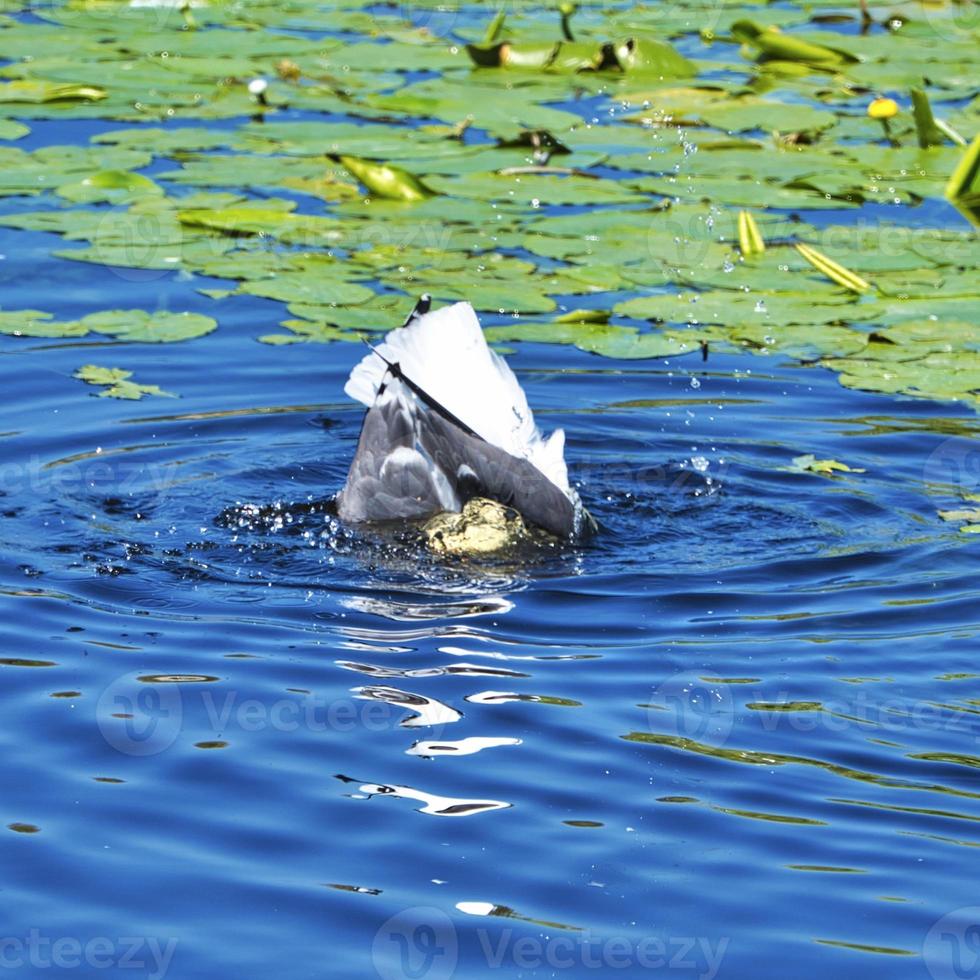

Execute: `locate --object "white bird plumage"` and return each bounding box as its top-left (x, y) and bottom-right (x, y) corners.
top-left (345, 301), bottom-right (572, 498)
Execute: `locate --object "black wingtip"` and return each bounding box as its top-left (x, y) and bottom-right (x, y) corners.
top-left (401, 294), bottom-right (432, 328)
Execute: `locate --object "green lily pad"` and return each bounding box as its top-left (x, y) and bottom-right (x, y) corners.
top-left (258, 322), bottom-right (364, 345)
top-left (625, 91), bottom-right (837, 134)
top-left (337, 155), bottom-right (437, 202)
top-left (426, 171), bottom-right (645, 206)
top-left (699, 97), bottom-right (838, 135)
top-left (938, 508), bottom-right (980, 523)
top-left (485, 318), bottom-right (703, 358)
top-left (0, 0), bottom-right (973, 422)
top-left (93, 127), bottom-right (234, 154)
top-left (788, 454), bottom-right (866, 476)
top-left (81, 310), bottom-right (219, 343)
top-left (0, 80), bottom-right (106, 103)
top-left (0, 310), bottom-right (88, 338)
top-left (731, 20), bottom-right (856, 67)
top-left (159, 155), bottom-right (350, 201)
top-left (56, 169), bottom-right (162, 204)
top-left (468, 35), bottom-right (694, 78)
top-left (879, 319), bottom-right (980, 351)
top-left (614, 37), bottom-right (696, 78)
top-left (822, 350), bottom-right (980, 408)
top-left (74, 364), bottom-right (175, 400)
top-left (0, 145), bottom-right (153, 197)
top-left (230, 121), bottom-right (452, 160)
top-left (366, 78), bottom-right (586, 139)
top-left (615, 289), bottom-right (870, 329)
top-left (238, 274), bottom-right (376, 308)
top-left (259, 293), bottom-right (412, 343)
top-left (0, 308), bottom-right (217, 343)
top-left (317, 38), bottom-right (468, 73)
top-left (176, 203), bottom-right (340, 245)
top-left (0, 120), bottom-right (29, 140)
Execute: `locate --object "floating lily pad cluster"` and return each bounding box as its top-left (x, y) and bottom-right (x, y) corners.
top-left (74, 363), bottom-right (175, 399)
top-left (0, 0), bottom-right (976, 411)
top-left (0, 308), bottom-right (216, 341)
top-left (938, 495), bottom-right (980, 534)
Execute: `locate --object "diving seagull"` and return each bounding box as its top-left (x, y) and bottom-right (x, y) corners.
top-left (337, 298), bottom-right (584, 538)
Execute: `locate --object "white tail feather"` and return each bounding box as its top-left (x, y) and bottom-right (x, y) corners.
top-left (345, 302), bottom-right (571, 496)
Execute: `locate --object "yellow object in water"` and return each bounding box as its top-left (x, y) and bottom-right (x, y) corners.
top-left (424, 498), bottom-right (531, 555)
top-left (867, 97), bottom-right (898, 120)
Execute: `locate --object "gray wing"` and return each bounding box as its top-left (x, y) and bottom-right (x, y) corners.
top-left (417, 412), bottom-right (576, 537)
top-left (336, 387), bottom-right (457, 523)
top-left (338, 378), bottom-right (576, 537)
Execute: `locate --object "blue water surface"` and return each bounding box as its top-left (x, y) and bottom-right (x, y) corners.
top-left (1, 16), bottom-right (979, 980)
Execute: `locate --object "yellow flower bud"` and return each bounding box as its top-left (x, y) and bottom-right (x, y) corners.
top-left (868, 97), bottom-right (899, 120)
